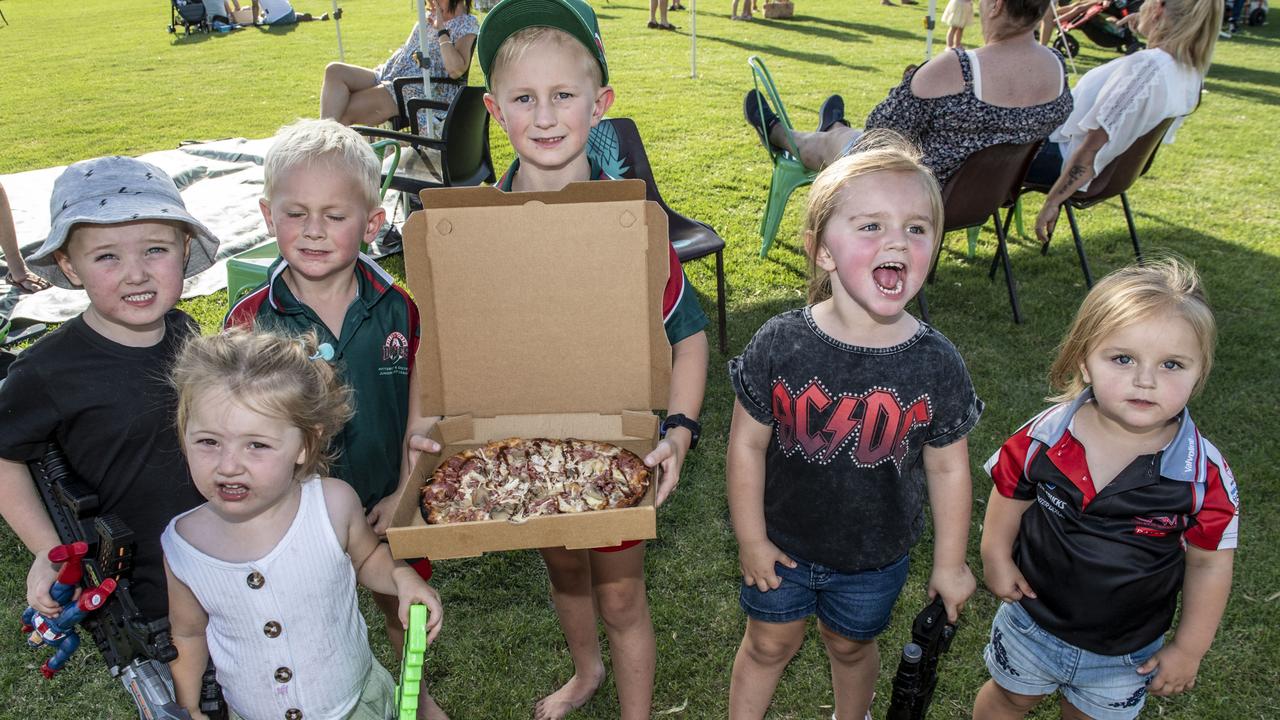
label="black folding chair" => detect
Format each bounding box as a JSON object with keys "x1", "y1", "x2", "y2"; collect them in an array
[{"x1": 593, "y1": 118, "x2": 729, "y2": 354}]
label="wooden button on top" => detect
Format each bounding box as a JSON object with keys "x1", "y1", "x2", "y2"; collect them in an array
[{"x1": 263, "y1": 620, "x2": 282, "y2": 638}]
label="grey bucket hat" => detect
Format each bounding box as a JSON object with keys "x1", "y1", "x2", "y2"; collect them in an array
[{"x1": 27, "y1": 156, "x2": 220, "y2": 290}]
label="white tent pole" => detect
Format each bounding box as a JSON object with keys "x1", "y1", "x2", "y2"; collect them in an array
[
  {"x1": 332, "y1": 0, "x2": 344, "y2": 61},
  {"x1": 924, "y1": 0, "x2": 938, "y2": 61},
  {"x1": 691, "y1": 0, "x2": 698, "y2": 78},
  {"x1": 416, "y1": 0, "x2": 434, "y2": 98}
]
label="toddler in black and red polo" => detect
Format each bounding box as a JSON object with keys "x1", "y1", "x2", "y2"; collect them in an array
[{"x1": 975, "y1": 258, "x2": 1239, "y2": 720}]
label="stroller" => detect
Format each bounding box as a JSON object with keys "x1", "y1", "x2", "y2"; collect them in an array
[
  {"x1": 1225, "y1": 0, "x2": 1268, "y2": 31},
  {"x1": 167, "y1": 0, "x2": 210, "y2": 35},
  {"x1": 1052, "y1": 0, "x2": 1146, "y2": 58}
]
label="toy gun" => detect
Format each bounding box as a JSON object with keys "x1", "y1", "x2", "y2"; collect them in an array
[
  {"x1": 29, "y1": 443, "x2": 225, "y2": 720},
  {"x1": 395, "y1": 604, "x2": 430, "y2": 719},
  {"x1": 886, "y1": 596, "x2": 957, "y2": 720}
]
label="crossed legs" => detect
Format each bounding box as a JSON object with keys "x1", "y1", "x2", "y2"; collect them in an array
[
  {"x1": 320, "y1": 63, "x2": 400, "y2": 126},
  {"x1": 768, "y1": 123, "x2": 863, "y2": 172}
]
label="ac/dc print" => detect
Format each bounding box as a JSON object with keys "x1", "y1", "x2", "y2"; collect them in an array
[{"x1": 771, "y1": 379, "x2": 933, "y2": 471}]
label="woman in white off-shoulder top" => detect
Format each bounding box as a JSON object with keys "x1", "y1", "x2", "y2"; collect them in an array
[{"x1": 1030, "y1": 0, "x2": 1223, "y2": 243}]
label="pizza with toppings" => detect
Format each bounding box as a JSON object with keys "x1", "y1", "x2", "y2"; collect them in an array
[{"x1": 421, "y1": 438, "x2": 652, "y2": 524}]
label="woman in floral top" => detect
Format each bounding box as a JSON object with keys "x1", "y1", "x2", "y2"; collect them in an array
[
  {"x1": 744, "y1": 0, "x2": 1073, "y2": 185},
  {"x1": 320, "y1": 0, "x2": 478, "y2": 129}
]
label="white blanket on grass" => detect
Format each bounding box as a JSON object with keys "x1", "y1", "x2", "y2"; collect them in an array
[{"x1": 1, "y1": 138, "x2": 412, "y2": 323}]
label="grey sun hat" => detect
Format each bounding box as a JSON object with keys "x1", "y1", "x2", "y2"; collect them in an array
[{"x1": 27, "y1": 156, "x2": 221, "y2": 290}]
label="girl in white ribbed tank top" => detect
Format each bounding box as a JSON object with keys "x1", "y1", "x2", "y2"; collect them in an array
[{"x1": 161, "y1": 330, "x2": 444, "y2": 720}]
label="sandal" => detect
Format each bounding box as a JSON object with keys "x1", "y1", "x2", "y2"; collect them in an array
[
  {"x1": 743, "y1": 90, "x2": 781, "y2": 150},
  {"x1": 660, "y1": 21, "x2": 678, "y2": 29},
  {"x1": 818, "y1": 95, "x2": 850, "y2": 133},
  {"x1": 647, "y1": 19, "x2": 661, "y2": 28},
  {"x1": 5, "y1": 271, "x2": 51, "y2": 294}
]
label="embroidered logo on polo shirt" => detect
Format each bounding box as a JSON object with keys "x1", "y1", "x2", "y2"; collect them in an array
[{"x1": 383, "y1": 332, "x2": 409, "y2": 363}]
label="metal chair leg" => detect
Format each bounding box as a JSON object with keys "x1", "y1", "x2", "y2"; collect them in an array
[
  {"x1": 1064, "y1": 205, "x2": 1094, "y2": 288},
  {"x1": 994, "y1": 211, "x2": 1023, "y2": 323},
  {"x1": 714, "y1": 250, "x2": 728, "y2": 354},
  {"x1": 990, "y1": 205, "x2": 1016, "y2": 281},
  {"x1": 1120, "y1": 192, "x2": 1143, "y2": 262}
]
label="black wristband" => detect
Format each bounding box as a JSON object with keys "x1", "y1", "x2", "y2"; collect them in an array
[
  {"x1": 437, "y1": 27, "x2": 450, "y2": 38},
  {"x1": 660, "y1": 414, "x2": 701, "y2": 452}
]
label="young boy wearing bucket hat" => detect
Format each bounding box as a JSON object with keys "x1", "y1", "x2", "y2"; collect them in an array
[
  {"x1": 0, "y1": 156, "x2": 218, "y2": 633},
  {"x1": 475, "y1": 3, "x2": 710, "y2": 718}
]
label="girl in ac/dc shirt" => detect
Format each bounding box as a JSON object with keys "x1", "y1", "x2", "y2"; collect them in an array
[{"x1": 725, "y1": 132, "x2": 982, "y2": 720}]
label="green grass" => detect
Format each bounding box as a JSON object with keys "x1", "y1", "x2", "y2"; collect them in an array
[{"x1": 2, "y1": 0, "x2": 1279, "y2": 717}]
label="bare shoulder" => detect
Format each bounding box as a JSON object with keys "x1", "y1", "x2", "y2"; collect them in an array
[
  {"x1": 910, "y1": 50, "x2": 964, "y2": 99},
  {"x1": 319, "y1": 476, "x2": 361, "y2": 513}
]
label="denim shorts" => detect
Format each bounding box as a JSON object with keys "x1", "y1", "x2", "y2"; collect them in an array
[
  {"x1": 984, "y1": 601, "x2": 1163, "y2": 720},
  {"x1": 738, "y1": 552, "x2": 909, "y2": 640}
]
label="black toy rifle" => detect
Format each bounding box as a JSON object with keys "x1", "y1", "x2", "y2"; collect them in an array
[
  {"x1": 886, "y1": 596, "x2": 957, "y2": 720},
  {"x1": 30, "y1": 443, "x2": 224, "y2": 720}
]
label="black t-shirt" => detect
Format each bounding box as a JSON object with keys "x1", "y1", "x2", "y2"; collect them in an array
[
  {"x1": 0, "y1": 311, "x2": 203, "y2": 620},
  {"x1": 729, "y1": 307, "x2": 982, "y2": 572}
]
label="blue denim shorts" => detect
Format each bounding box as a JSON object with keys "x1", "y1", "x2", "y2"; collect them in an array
[
  {"x1": 984, "y1": 601, "x2": 1163, "y2": 720},
  {"x1": 738, "y1": 552, "x2": 909, "y2": 640}
]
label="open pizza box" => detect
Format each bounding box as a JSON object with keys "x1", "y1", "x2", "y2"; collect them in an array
[{"x1": 386, "y1": 179, "x2": 673, "y2": 561}]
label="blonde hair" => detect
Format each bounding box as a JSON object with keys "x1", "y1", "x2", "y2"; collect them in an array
[
  {"x1": 1048, "y1": 256, "x2": 1216, "y2": 402},
  {"x1": 263, "y1": 119, "x2": 382, "y2": 210},
  {"x1": 490, "y1": 26, "x2": 603, "y2": 92},
  {"x1": 173, "y1": 329, "x2": 355, "y2": 481},
  {"x1": 802, "y1": 130, "x2": 944, "y2": 305},
  {"x1": 1150, "y1": 0, "x2": 1222, "y2": 75}
]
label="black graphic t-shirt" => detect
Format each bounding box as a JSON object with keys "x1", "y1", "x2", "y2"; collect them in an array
[{"x1": 729, "y1": 307, "x2": 983, "y2": 572}]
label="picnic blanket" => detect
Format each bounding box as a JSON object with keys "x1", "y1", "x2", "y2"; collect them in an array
[{"x1": 1, "y1": 138, "x2": 410, "y2": 324}]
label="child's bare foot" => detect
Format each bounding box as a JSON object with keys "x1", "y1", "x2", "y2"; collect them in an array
[
  {"x1": 533, "y1": 668, "x2": 605, "y2": 720},
  {"x1": 417, "y1": 692, "x2": 449, "y2": 720}
]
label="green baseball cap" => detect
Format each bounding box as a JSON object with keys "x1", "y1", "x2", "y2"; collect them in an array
[{"x1": 477, "y1": 0, "x2": 609, "y2": 89}]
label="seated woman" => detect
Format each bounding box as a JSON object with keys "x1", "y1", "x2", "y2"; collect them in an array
[
  {"x1": 1031, "y1": 0, "x2": 1221, "y2": 242},
  {"x1": 744, "y1": 0, "x2": 1072, "y2": 187},
  {"x1": 320, "y1": 0, "x2": 477, "y2": 128}
]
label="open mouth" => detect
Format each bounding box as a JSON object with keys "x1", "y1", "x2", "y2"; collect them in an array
[
  {"x1": 532, "y1": 135, "x2": 565, "y2": 149},
  {"x1": 122, "y1": 291, "x2": 156, "y2": 304},
  {"x1": 872, "y1": 262, "x2": 906, "y2": 296},
  {"x1": 217, "y1": 483, "x2": 249, "y2": 501}
]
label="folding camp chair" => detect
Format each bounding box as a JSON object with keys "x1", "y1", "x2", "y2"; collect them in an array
[
  {"x1": 748, "y1": 55, "x2": 819, "y2": 258},
  {"x1": 224, "y1": 139, "x2": 403, "y2": 303},
  {"x1": 1011, "y1": 116, "x2": 1177, "y2": 288},
  {"x1": 355, "y1": 86, "x2": 495, "y2": 208},
  {"x1": 590, "y1": 118, "x2": 729, "y2": 354},
  {"x1": 919, "y1": 140, "x2": 1044, "y2": 325}
]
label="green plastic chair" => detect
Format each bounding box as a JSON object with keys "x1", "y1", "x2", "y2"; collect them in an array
[
  {"x1": 748, "y1": 56, "x2": 820, "y2": 258},
  {"x1": 395, "y1": 604, "x2": 429, "y2": 719},
  {"x1": 223, "y1": 139, "x2": 401, "y2": 303}
]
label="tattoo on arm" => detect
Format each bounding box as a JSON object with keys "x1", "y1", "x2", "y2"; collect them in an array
[{"x1": 1051, "y1": 164, "x2": 1089, "y2": 202}]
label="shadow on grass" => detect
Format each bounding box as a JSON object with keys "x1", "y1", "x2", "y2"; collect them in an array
[
  {"x1": 1205, "y1": 62, "x2": 1280, "y2": 103},
  {"x1": 785, "y1": 13, "x2": 921, "y2": 42},
  {"x1": 697, "y1": 32, "x2": 876, "y2": 72}
]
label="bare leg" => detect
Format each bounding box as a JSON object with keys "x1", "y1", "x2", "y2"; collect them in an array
[
  {"x1": 373, "y1": 591, "x2": 449, "y2": 720},
  {"x1": 537, "y1": 548, "x2": 607, "y2": 720},
  {"x1": 768, "y1": 123, "x2": 862, "y2": 171},
  {"x1": 818, "y1": 621, "x2": 877, "y2": 720},
  {"x1": 1039, "y1": 6, "x2": 1056, "y2": 45},
  {"x1": 972, "y1": 679, "x2": 1046, "y2": 719},
  {"x1": 590, "y1": 545, "x2": 654, "y2": 720},
  {"x1": 1058, "y1": 696, "x2": 1095, "y2": 720},
  {"x1": 320, "y1": 63, "x2": 399, "y2": 125},
  {"x1": 728, "y1": 618, "x2": 807, "y2": 719}
]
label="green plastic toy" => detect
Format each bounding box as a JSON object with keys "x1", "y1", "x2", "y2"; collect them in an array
[{"x1": 395, "y1": 604, "x2": 429, "y2": 719}]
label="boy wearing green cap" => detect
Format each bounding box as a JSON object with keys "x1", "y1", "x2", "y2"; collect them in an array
[{"x1": 475, "y1": 2, "x2": 710, "y2": 718}]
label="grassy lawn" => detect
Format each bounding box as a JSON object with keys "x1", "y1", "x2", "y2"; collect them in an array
[{"x1": 2, "y1": 0, "x2": 1278, "y2": 718}]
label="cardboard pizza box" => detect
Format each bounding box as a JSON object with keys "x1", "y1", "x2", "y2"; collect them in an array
[{"x1": 386, "y1": 179, "x2": 672, "y2": 561}]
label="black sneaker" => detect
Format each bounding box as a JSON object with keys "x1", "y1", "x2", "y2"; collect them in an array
[
  {"x1": 743, "y1": 90, "x2": 780, "y2": 150},
  {"x1": 818, "y1": 94, "x2": 848, "y2": 132}
]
